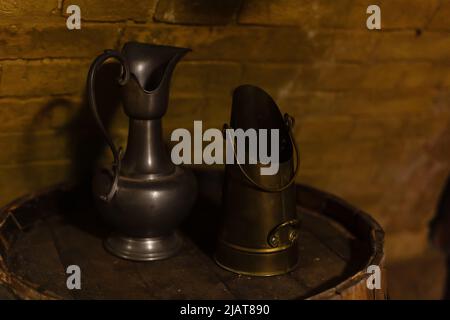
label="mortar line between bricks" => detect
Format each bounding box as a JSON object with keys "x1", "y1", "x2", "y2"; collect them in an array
[
  {"x1": 0, "y1": 159, "x2": 72, "y2": 169},
  {"x1": 424, "y1": 0, "x2": 443, "y2": 31},
  {"x1": 0, "y1": 87, "x2": 443, "y2": 101},
  {"x1": 65, "y1": 18, "x2": 149, "y2": 24},
  {"x1": 59, "y1": 0, "x2": 65, "y2": 15},
  {"x1": 114, "y1": 25, "x2": 126, "y2": 50},
  {"x1": 0, "y1": 93, "x2": 82, "y2": 99},
  {"x1": 0, "y1": 128, "x2": 129, "y2": 137},
  {"x1": 0, "y1": 94, "x2": 80, "y2": 101},
  {"x1": 0, "y1": 57, "x2": 91, "y2": 62},
  {"x1": 233, "y1": 22, "x2": 409, "y2": 31},
  {"x1": 0, "y1": 129, "x2": 66, "y2": 136},
  {"x1": 229, "y1": 0, "x2": 245, "y2": 25},
  {"x1": 0, "y1": 57, "x2": 228, "y2": 63},
  {"x1": 3, "y1": 57, "x2": 450, "y2": 65},
  {"x1": 0, "y1": 21, "x2": 124, "y2": 29},
  {"x1": 114, "y1": 19, "x2": 450, "y2": 32},
  {"x1": 5, "y1": 20, "x2": 450, "y2": 34}
]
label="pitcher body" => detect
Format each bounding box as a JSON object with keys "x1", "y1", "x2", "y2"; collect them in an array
[{"x1": 88, "y1": 42, "x2": 197, "y2": 261}]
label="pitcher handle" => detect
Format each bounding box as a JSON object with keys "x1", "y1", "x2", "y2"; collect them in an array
[{"x1": 87, "y1": 50, "x2": 130, "y2": 202}]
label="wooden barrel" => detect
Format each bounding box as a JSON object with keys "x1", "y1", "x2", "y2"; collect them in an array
[{"x1": 0, "y1": 169, "x2": 386, "y2": 300}]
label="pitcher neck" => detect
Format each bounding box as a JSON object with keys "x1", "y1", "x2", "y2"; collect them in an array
[{"x1": 121, "y1": 119, "x2": 174, "y2": 177}]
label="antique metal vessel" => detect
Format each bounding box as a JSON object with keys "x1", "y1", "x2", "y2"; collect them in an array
[
  {"x1": 87, "y1": 42, "x2": 197, "y2": 261},
  {"x1": 215, "y1": 85, "x2": 300, "y2": 276}
]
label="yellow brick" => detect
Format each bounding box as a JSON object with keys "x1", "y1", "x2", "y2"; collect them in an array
[
  {"x1": 349, "y1": 0, "x2": 440, "y2": 29},
  {"x1": 155, "y1": 0, "x2": 240, "y2": 25},
  {"x1": 372, "y1": 31, "x2": 450, "y2": 61},
  {"x1": 0, "y1": 59, "x2": 89, "y2": 96},
  {"x1": 239, "y1": 63, "x2": 362, "y2": 95},
  {"x1": 326, "y1": 30, "x2": 379, "y2": 62},
  {"x1": 385, "y1": 229, "x2": 429, "y2": 261},
  {"x1": 0, "y1": 131, "x2": 71, "y2": 165},
  {"x1": 164, "y1": 97, "x2": 206, "y2": 129},
  {"x1": 360, "y1": 62, "x2": 443, "y2": 89},
  {"x1": 0, "y1": 96, "x2": 81, "y2": 132},
  {"x1": 297, "y1": 169, "x2": 331, "y2": 190},
  {"x1": 295, "y1": 115, "x2": 354, "y2": 143},
  {"x1": 171, "y1": 61, "x2": 241, "y2": 98},
  {"x1": 0, "y1": 23, "x2": 121, "y2": 59},
  {"x1": 239, "y1": 0, "x2": 439, "y2": 29},
  {"x1": 238, "y1": 0, "x2": 354, "y2": 28},
  {"x1": 0, "y1": 161, "x2": 72, "y2": 206},
  {"x1": 299, "y1": 63, "x2": 363, "y2": 91},
  {"x1": 122, "y1": 25, "x2": 331, "y2": 63},
  {"x1": 325, "y1": 163, "x2": 379, "y2": 196},
  {"x1": 239, "y1": 63, "x2": 306, "y2": 99},
  {"x1": 166, "y1": 96, "x2": 230, "y2": 131},
  {"x1": 0, "y1": 0, "x2": 61, "y2": 23},
  {"x1": 429, "y1": 1, "x2": 450, "y2": 30},
  {"x1": 239, "y1": 0, "x2": 319, "y2": 27},
  {"x1": 324, "y1": 30, "x2": 450, "y2": 63},
  {"x1": 62, "y1": 0, "x2": 157, "y2": 22},
  {"x1": 332, "y1": 90, "x2": 437, "y2": 116},
  {"x1": 280, "y1": 89, "x2": 438, "y2": 119},
  {"x1": 0, "y1": 128, "x2": 127, "y2": 166},
  {"x1": 278, "y1": 92, "x2": 337, "y2": 118},
  {"x1": 197, "y1": 97, "x2": 230, "y2": 128},
  {"x1": 437, "y1": 67, "x2": 450, "y2": 88}
]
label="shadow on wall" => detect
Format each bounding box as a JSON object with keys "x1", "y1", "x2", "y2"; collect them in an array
[
  {"x1": 21, "y1": 63, "x2": 124, "y2": 187},
  {"x1": 430, "y1": 174, "x2": 450, "y2": 299},
  {"x1": 154, "y1": 0, "x2": 241, "y2": 24}
]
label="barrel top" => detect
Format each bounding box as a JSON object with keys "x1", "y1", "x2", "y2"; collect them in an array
[{"x1": 0, "y1": 169, "x2": 385, "y2": 300}]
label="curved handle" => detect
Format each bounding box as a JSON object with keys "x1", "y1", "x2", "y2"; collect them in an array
[
  {"x1": 224, "y1": 113, "x2": 300, "y2": 193},
  {"x1": 87, "y1": 50, "x2": 130, "y2": 202}
]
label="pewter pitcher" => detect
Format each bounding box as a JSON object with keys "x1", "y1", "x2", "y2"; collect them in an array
[{"x1": 87, "y1": 42, "x2": 197, "y2": 261}]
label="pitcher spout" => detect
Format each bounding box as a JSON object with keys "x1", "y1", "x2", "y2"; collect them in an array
[{"x1": 121, "y1": 42, "x2": 191, "y2": 119}]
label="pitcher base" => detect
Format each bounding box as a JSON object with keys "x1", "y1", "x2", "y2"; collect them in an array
[{"x1": 104, "y1": 233, "x2": 182, "y2": 261}]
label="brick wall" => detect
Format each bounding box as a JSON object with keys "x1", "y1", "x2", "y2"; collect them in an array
[{"x1": 1, "y1": 0, "x2": 450, "y2": 264}]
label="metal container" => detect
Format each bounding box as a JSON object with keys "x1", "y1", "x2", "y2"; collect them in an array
[
  {"x1": 87, "y1": 42, "x2": 197, "y2": 261},
  {"x1": 215, "y1": 85, "x2": 300, "y2": 276}
]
